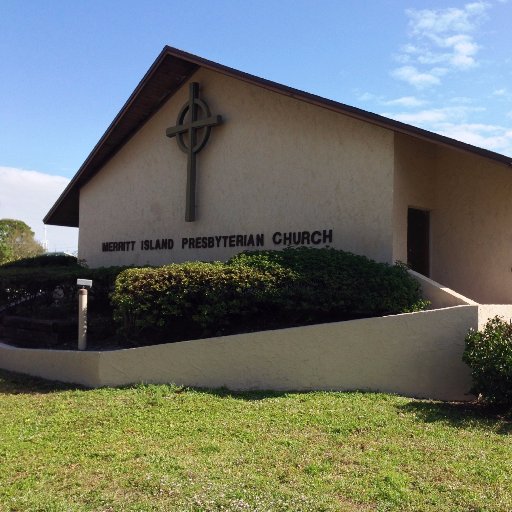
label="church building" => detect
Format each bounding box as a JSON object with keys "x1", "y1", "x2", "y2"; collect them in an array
[{"x1": 45, "y1": 47, "x2": 512, "y2": 304}]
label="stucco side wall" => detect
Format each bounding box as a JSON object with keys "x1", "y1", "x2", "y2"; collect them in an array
[
  {"x1": 477, "y1": 304, "x2": 512, "y2": 329},
  {"x1": 95, "y1": 308, "x2": 476, "y2": 400},
  {"x1": 432, "y1": 149, "x2": 512, "y2": 303},
  {"x1": 408, "y1": 270, "x2": 478, "y2": 308},
  {"x1": 393, "y1": 133, "x2": 437, "y2": 265},
  {"x1": 393, "y1": 134, "x2": 512, "y2": 304},
  {"x1": 0, "y1": 343, "x2": 101, "y2": 386},
  {"x1": 78, "y1": 68, "x2": 395, "y2": 267},
  {"x1": 1, "y1": 305, "x2": 494, "y2": 401}
]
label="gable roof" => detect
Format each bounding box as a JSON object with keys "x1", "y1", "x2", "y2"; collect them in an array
[{"x1": 44, "y1": 45, "x2": 512, "y2": 227}]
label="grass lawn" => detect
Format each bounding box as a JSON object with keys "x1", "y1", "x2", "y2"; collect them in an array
[{"x1": 0, "y1": 370, "x2": 511, "y2": 511}]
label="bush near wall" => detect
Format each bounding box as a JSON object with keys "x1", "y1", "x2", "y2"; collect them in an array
[
  {"x1": 0, "y1": 254, "x2": 78, "y2": 269},
  {"x1": 112, "y1": 247, "x2": 424, "y2": 342},
  {"x1": 463, "y1": 316, "x2": 512, "y2": 405},
  {"x1": 0, "y1": 257, "x2": 124, "y2": 320},
  {"x1": 112, "y1": 261, "x2": 294, "y2": 341},
  {"x1": 229, "y1": 248, "x2": 424, "y2": 320}
]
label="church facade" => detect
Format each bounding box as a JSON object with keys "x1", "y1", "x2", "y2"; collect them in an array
[{"x1": 45, "y1": 47, "x2": 512, "y2": 304}]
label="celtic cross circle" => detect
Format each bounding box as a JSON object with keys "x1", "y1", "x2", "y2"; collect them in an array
[{"x1": 166, "y1": 82, "x2": 223, "y2": 222}]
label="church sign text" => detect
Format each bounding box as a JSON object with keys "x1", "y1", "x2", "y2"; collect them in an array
[{"x1": 101, "y1": 229, "x2": 333, "y2": 253}]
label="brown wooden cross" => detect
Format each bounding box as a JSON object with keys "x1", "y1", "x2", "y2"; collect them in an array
[{"x1": 166, "y1": 82, "x2": 222, "y2": 222}]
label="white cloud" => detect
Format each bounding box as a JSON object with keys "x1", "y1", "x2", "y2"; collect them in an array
[
  {"x1": 392, "y1": 2, "x2": 490, "y2": 87},
  {"x1": 437, "y1": 123, "x2": 512, "y2": 154},
  {"x1": 448, "y1": 96, "x2": 474, "y2": 104},
  {"x1": 392, "y1": 66, "x2": 441, "y2": 88},
  {"x1": 385, "y1": 96, "x2": 426, "y2": 107},
  {"x1": 406, "y1": 2, "x2": 489, "y2": 36},
  {"x1": 381, "y1": 106, "x2": 512, "y2": 157},
  {"x1": 357, "y1": 91, "x2": 377, "y2": 102},
  {"x1": 0, "y1": 167, "x2": 78, "y2": 253},
  {"x1": 491, "y1": 88, "x2": 512, "y2": 101},
  {"x1": 384, "y1": 2, "x2": 511, "y2": 157},
  {"x1": 441, "y1": 34, "x2": 479, "y2": 69},
  {"x1": 384, "y1": 109, "x2": 447, "y2": 124},
  {"x1": 383, "y1": 104, "x2": 483, "y2": 123}
]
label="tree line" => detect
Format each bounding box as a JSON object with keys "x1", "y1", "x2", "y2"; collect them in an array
[{"x1": 0, "y1": 219, "x2": 45, "y2": 265}]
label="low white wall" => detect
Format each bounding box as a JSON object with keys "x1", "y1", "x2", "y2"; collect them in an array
[
  {"x1": 408, "y1": 269, "x2": 478, "y2": 308},
  {"x1": 0, "y1": 343, "x2": 100, "y2": 384},
  {"x1": 3, "y1": 304, "x2": 511, "y2": 400},
  {"x1": 475, "y1": 305, "x2": 512, "y2": 329}
]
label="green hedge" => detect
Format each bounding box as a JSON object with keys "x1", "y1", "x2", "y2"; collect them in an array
[
  {"x1": 0, "y1": 262, "x2": 125, "y2": 318},
  {"x1": 229, "y1": 247, "x2": 425, "y2": 319},
  {"x1": 112, "y1": 261, "x2": 293, "y2": 340},
  {"x1": 0, "y1": 254, "x2": 78, "y2": 268},
  {"x1": 463, "y1": 316, "x2": 512, "y2": 404},
  {"x1": 2, "y1": 248, "x2": 426, "y2": 345},
  {"x1": 112, "y1": 247, "x2": 425, "y2": 341}
]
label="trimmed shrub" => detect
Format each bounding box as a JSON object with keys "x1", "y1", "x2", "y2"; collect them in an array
[
  {"x1": 112, "y1": 261, "x2": 294, "y2": 340},
  {"x1": 112, "y1": 247, "x2": 424, "y2": 341},
  {"x1": 228, "y1": 247, "x2": 424, "y2": 321},
  {"x1": 463, "y1": 316, "x2": 512, "y2": 404},
  {"x1": 0, "y1": 261, "x2": 125, "y2": 319},
  {"x1": 0, "y1": 254, "x2": 78, "y2": 268}
]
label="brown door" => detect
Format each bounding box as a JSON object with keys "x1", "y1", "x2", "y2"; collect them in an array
[{"x1": 407, "y1": 208, "x2": 430, "y2": 277}]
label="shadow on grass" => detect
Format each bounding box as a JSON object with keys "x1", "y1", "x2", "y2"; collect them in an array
[
  {"x1": 0, "y1": 369, "x2": 289, "y2": 400},
  {"x1": 397, "y1": 401, "x2": 512, "y2": 435},
  {"x1": 0, "y1": 368, "x2": 86, "y2": 395}
]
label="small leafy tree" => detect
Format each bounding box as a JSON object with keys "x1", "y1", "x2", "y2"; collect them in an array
[
  {"x1": 463, "y1": 316, "x2": 512, "y2": 404},
  {"x1": 0, "y1": 219, "x2": 45, "y2": 265}
]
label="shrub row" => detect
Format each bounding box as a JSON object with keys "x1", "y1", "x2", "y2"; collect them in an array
[
  {"x1": 228, "y1": 248, "x2": 425, "y2": 319},
  {"x1": 112, "y1": 261, "x2": 294, "y2": 340},
  {"x1": 0, "y1": 262, "x2": 124, "y2": 318},
  {"x1": 0, "y1": 254, "x2": 79, "y2": 268},
  {"x1": 112, "y1": 247, "x2": 425, "y2": 341}
]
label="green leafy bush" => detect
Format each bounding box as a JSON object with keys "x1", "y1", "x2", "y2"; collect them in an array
[
  {"x1": 112, "y1": 248, "x2": 424, "y2": 341},
  {"x1": 463, "y1": 316, "x2": 512, "y2": 404},
  {"x1": 112, "y1": 261, "x2": 293, "y2": 340},
  {"x1": 229, "y1": 247, "x2": 423, "y2": 321},
  {"x1": 0, "y1": 260, "x2": 125, "y2": 319},
  {"x1": 0, "y1": 254, "x2": 78, "y2": 268}
]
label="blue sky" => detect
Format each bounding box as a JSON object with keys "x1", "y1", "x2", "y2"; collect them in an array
[{"x1": 0, "y1": 0, "x2": 511, "y2": 251}]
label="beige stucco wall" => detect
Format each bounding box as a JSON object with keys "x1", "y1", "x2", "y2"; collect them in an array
[
  {"x1": 408, "y1": 269, "x2": 477, "y2": 308},
  {"x1": 431, "y1": 148, "x2": 512, "y2": 304},
  {"x1": 392, "y1": 133, "x2": 437, "y2": 266},
  {"x1": 78, "y1": 68, "x2": 395, "y2": 267},
  {"x1": 0, "y1": 342, "x2": 100, "y2": 383},
  {"x1": 394, "y1": 134, "x2": 512, "y2": 304},
  {"x1": 4, "y1": 305, "x2": 511, "y2": 400},
  {"x1": 76, "y1": 66, "x2": 512, "y2": 303}
]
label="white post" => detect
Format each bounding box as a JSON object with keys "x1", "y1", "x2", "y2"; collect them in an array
[{"x1": 78, "y1": 288, "x2": 88, "y2": 350}]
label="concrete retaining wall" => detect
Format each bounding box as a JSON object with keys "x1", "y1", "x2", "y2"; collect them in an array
[
  {"x1": 2, "y1": 304, "x2": 512, "y2": 400},
  {"x1": 408, "y1": 270, "x2": 478, "y2": 308}
]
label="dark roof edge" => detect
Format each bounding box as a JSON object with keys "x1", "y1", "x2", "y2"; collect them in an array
[
  {"x1": 173, "y1": 45, "x2": 512, "y2": 166},
  {"x1": 43, "y1": 47, "x2": 173, "y2": 225},
  {"x1": 44, "y1": 45, "x2": 512, "y2": 226}
]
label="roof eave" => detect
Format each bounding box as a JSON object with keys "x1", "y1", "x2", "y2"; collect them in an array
[
  {"x1": 44, "y1": 46, "x2": 200, "y2": 227},
  {"x1": 44, "y1": 45, "x2": 512, "y2": 228}
]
